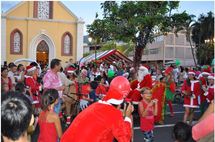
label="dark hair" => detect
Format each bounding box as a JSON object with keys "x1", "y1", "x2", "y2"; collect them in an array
[
  {"x1": 30, "y1": 62, "x2": 38, "y2": 67},
  {"x1": 15, "y1": 83, "x2": 25, "y2": 93},
  {"x1": 1, "y1": 67, "x2": 8, "y2": 72},
  {"x1": 41, "y1": 89, "x2": 59, "y2": 111},
  {"x1": 60, "y1": 67, "x2": 63, "y2": 72},
  {"x1": 8, "y1": 62, "x2": 17, "y2": 68},
  {"x1": 173, "y1": 122, "x2": 195, "y2": 142},
  {"x1": 50, "y1": 59, "x2": 61, "y2": 69},
  {"x1": 1, "y1": 92, "x2": 32, "y2": 140},
  {"x1": 17, "y1": 64, "x2": 24, "y2": 71}
]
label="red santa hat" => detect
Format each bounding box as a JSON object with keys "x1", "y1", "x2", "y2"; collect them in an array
[
  {"x1": 103, "y1": 88, "x2": 124, "y2": 105},
  {"x1": 188, "y1": 70, "x2": 195, "y2": 75},
  {"x1": 208, "y1": 73, "x2": 215, "y2": 80},
  {"x1": 26, "y1": 65, "x2": 36, "y2": 72},
  {"x1": 67, "y1": 67, "x2": 76, "y2": 74},
  {"x1": 165, "y1": 67, "x2": 173, "y2": 75},
  {"x1": 202, "y1": 65, "x2": 211, "y2": 75}
]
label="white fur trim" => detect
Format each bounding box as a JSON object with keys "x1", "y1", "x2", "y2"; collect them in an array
[
  {"x1": 208, "y1": 76, "x2": 215, "y2": 80},
  {"x1": 124, "y1": 117, "x2": 132, "y2": 124},
  {"x1": 27, "y1": 66, "x2": 36, "y2": 72},
  {"x1": 183, "y1": 104, "x2": 199, "y2": 108},
  {"x1": 98, "y1": 100, "x2": 111, "y2": 105},
  {"x1": 106, "y1": 98, "x2": 123, "y2": 105},
  {"x1": 188, "y1": 72, "x2": 195, "y2": 75},
  {"x1": 202, "y1": 72, "x2": 210, "y2": 76},
  {"x1": 67, "y1": 70, "x2": 75, "y2": 73},
  {"x1": 132, "y1": 101, "x2": 139, "y2": 105}
]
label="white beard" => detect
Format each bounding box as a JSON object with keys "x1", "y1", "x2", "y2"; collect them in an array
[{"x1": 137, "y1": 69, "x2": 149, "y2": 82}]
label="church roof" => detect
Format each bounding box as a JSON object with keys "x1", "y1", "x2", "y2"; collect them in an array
[{"x1": 2, "y1": 1, "x2": 79, "y2": 20}]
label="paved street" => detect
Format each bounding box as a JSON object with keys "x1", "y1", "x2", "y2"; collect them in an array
[
  {"x1": 31, "y1": 102, "x2": 201, "y2": 142},
  {"x1": 133, "y1": 103, "x2": 201, "y2": 142}
]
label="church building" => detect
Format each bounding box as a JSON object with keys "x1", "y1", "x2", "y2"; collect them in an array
[{"x1": 1, "y1": 1, "x2": 84, "y2": 65}]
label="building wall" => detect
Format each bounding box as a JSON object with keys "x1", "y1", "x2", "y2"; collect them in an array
[
  {"x1": 3, "y1": 1, "x2": 81, "y2": 64},
  {"x1": 140, "y1": 32, "x2": 196, "y2": 66}
]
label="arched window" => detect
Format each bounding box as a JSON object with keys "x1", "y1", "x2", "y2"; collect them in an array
[
  {"x1": 61, "y1": 32, "x2": 72, "y2": 56},
  {"x1": 10, "y1": 29, "x2": 23, "y2": 54},
  {"x1": 34, "y1": 1, "x2": 53, "y2": 19},
  {"x1": 62, "y1": 32, "x2": 73, "y2": 56}
]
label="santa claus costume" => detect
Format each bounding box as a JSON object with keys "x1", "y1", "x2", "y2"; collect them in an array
[
  {"x1": 198, "y1": 66, "x2": 211, "y2": 115},
  {"x1": 127, "y1": 66, "x2": 153, "y2": 102},
  {"x1": 25, "y1": 65, "x2": 42, "y2": 107},
  {"x1": 204, "y1": 74, "x2": 214, "y2": 103},
  {"x1": 61, "y1": 76, "x2": 132, "y2": 142},
  {"x1": 182, "y1": 70, "x2": 202, "y2": 124}
]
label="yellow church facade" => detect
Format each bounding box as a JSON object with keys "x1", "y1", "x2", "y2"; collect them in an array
[{"x1": 1, "y1": 1, "x2": 84, "y2": 65}]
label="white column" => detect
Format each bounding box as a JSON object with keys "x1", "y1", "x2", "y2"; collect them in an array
[
  {"x1": 1, "y1": 16, "x2": 7, "y2": 64},
  {"x1": 76, "y1": 18, "x2": 84, "y2": 62}
]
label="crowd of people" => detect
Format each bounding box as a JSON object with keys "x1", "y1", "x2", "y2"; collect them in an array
[{"x1": 1, "y1": 58, "x2": 214, "y2": 142}]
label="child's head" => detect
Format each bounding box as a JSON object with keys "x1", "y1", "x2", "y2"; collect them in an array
[
  {"x1": 41, "y1": 89, "x2": 59, "y2": 111},
  {"x1": 15, "y1": 82, "x2": 26, "y2": 94},
  {"x1": 173, "y1": 122, "x2": 194, "y2": 142},
  {"x1": 140, "y1": 88, "x2": 152, "y2": 101},
  {"x1": 1, "y1": 92, "x2": 33, "y2": 141}
]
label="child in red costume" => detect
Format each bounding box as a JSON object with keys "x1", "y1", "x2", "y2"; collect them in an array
[
  {"x1": 139, "y1": 88, "x2": 158, "y2": 142},
  {"x1": 152, "y1": 77, "x2": 166, "y2": 124}
]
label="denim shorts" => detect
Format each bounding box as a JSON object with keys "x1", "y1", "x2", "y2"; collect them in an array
[{"x1": 143, "y1": 130, "x2": 154, "y2": 142}]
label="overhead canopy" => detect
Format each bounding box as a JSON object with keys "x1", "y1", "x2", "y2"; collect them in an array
[{"x1": 80, "y1": 49, "x2": 133, "y2": 64}]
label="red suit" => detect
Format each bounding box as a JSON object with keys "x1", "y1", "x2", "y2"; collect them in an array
[
  {"x1": 25, "y1": 75, "x2": 41, "y2": 107},
  {"x1": 206, "y1": 85, "x2": 214, "y2": 103},
  {"x1": 127, "y1": 80, "x2": 142, "y2": 103},
  {"x1": 199, "y1": 77, "x2": 207, "y2": 103},
  {"x1": 152, "y1": 82, "x2": 165, "y2": 123},
  {"x1": 61, "y1": 101, "x2": 132, "y2": 142},
  {"x1": 139, "y1": 74, "x2": 153, "y2": 89},
  {"x1": 182, "y1": 80, "x2": 201, "y2": 108},
  {"x1": 130, "y1": 79, "x2": 139, "y2": 90},
  {"x1": 127, "y1": 89, "x2": 142, "y2": 102}
]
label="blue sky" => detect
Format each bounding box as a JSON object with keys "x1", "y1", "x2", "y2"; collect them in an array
[{"x1": 1, "y1": 1, "x2": 214, "y2": 35}]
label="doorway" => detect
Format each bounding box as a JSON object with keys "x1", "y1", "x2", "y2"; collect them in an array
[{"x1": 36, "y1": 40, "x2": 49, "y2": 65}]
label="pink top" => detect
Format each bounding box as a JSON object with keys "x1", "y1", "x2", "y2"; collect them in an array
[
  {"x1": 192, "y1": 113, "x2": 214, "y2": 141},
  {"x1": 43, "y1": 70, "x2": 63, "y2": 97},
  {"x1": 138, "y1": 99, "x2": 154, "y2": 131}
]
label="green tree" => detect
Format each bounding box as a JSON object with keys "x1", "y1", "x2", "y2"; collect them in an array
[
  {"x1": 87, "y1": 1, "x2": 190, "y2": 69},
  {"x1": 191, "y1": 12, "x2": 214, "y2": 65}
]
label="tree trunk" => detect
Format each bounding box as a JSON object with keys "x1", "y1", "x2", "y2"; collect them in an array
[
  {"x1": 188, "y1": 37, "x2": 197, "y2": 67},
  {"x1": 133, "y1": 46, "x2": 144, "y2": 70}
]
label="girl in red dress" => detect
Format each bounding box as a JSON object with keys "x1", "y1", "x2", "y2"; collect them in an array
[
  {"x1": 139, "y1": 88, "x2": 158, "y2": 141},
  {"x1": 38, "y1": 89, "x2": 62, "y2": 142},
  {"x1": 182, "y1": 70, "x2": 202, "y2": 125}
]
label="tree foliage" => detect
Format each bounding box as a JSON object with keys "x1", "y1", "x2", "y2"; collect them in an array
[
  {"x1": 191, "y1": 12, "x2": 214, "y2": 65},
  {"x1": 87, "y1": 1, "x2": 191, "y2": 69}
]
